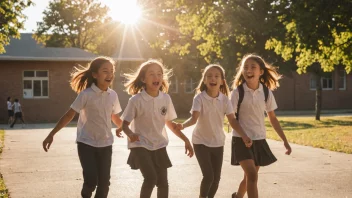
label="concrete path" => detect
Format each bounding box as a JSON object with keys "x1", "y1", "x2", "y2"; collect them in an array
[{"x1": 0, "y1": 124, "x2": 351, "y2": 198}]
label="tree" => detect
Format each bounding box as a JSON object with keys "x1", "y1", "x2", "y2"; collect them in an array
[
  {"x1": 265, "y1": 0, "x2": 352, "y2": 120},
  {"x1": 34, "y1": 0, "x2": 121, "y2": 55},
  {"x1": 0, "y1": 0, "x2": 33, "y2": 53}
]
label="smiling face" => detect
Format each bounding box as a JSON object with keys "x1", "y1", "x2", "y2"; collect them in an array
[
  {"x1": 92, "y1": 62, "x2": 115, "y2": 91},
  {"x1": 142, "y1": 64, "x2": 163, "y2": 94},
  {"x1": 203, "y1": 67, "x2": 224, "y2": 93},
  {"x1": 241, "y1": 58, "x2": 264, "y2": 85}
]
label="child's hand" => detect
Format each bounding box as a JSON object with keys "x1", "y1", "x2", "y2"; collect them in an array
[
  {"x1": 175, "y1": 123, "x2": 183, "y2": 130},
  {"x1": 42, "y1": 134, "x2": 54, "y2": 152},
  {"x1": 284, "y1": 141, "x2": 292, "y2": 155},
  {"x1": 184, "y1": 140, "x2": 194, "y2": 158},
  {"x1": 127, "y1": 133, "x2": 140, "y2": 143},
  {"x1": 242, "y1": 136, "x2": 252, "y2": 148},
  {"x1": 115, "y1": 127, "x2": 123, "y2": 138}
]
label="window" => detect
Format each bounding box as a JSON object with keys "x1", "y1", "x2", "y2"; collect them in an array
[
  {"x1": 310, "y1": 73, "x2": 333, "y2": 90},
  {"x1": 169, "y1": 77, "x2": 178, "y2": 93},
  {"x1": 338, "y1": 69, "x2": 346, "y2": 90},
  {"x1": 23, "y1": 70, "x2": 49, "y2": 98},
  {"x1": 185, "y1": 78, "x2": 196, "y2": 93}
]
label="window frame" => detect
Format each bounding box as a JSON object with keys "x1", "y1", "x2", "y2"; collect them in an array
[
  {"x1": 23, "y1": 70, "x2": 49, "y2": 99},
  {"x1": 310, "y1": 73, "x2": 334, "y2": 91},
  {"x1": 338, "y1": 69, "x2": 346, "y2": 90},
  {"x1": 169, "y1": 77, "x2": 178, "y2": 94}
]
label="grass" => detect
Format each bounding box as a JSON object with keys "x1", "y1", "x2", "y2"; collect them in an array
[
  {"x1": 187, "y1": 116, "x2": 352, "y2": 154},
  {"x1": 0, "y1": 129, "x2": 10, "y2": 198},
  {"x1": 265, "y1": 116, "x2": 352, "y2": 154}
]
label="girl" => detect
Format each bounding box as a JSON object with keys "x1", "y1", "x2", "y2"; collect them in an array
[
  {"x1": 121, "y1": 59, "x2": 194, "y2": 198},
  {"x1": 7, "y1": 97, "x2": 14, "y2": 125},
  {"x1": 176, "y1": 64, "x2": 252, "y2": 198},
  {"x1": 230, "y1": 54, "x2": 292, "y2": 198},
  {"x1": 42, "y1": 57, "x2": 123, "y2": 198},
  {"x1": 10, "y1": 98, "x2": 25, "y2": 128}
]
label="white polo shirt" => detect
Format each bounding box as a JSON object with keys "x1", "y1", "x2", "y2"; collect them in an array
[
  {"x1": 230, "y1": 83, "x2": 277, "y2": 140},
  {"x1": 13, "y1": 102, "x2": 21, "y2": 113},
  {"x1": 7, "y1": 101, "x2": 12, "y2": 110},
  {"x1": 121, "y1": 90, "x2": 177, "y2": 150},
  {"x1": 191, "y1": 91, "x2": 234, "y2": 147},
  {"x1": 70, "y1": 83, "x2": 122, "y2": 147}
]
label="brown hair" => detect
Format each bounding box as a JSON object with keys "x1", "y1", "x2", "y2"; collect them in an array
[
  {"x1": 232, "y1": 54, "x2": 281, "y2": 90},
  {"x1": 70, "y1": 56, "x2": 115, "y2": 93},
  {"x1": 124, "y1": 59, "x2": 171, "y2": 95},
  {"x1": 196, "y1": 64, "x2": 230, "y2": 96}
]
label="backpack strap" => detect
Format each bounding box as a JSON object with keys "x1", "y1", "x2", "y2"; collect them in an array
[{"x1": 235, "y1": 83, "x2": 244, "y2": 120}]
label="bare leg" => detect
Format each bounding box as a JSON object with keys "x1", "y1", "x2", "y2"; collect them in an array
[
  {"x1": 236, "y1": 160, "x2": 258, "y2": 198},
  {"x1": 236, "y1": 166, "x2": 260, "y2": 198}
]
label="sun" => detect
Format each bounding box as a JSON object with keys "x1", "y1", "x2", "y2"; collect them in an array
[{"x1": 109, "y1": 0, "x2": 142, "y2": 25}]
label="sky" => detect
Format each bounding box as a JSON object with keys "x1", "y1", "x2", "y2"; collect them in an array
[{"x1": 21, "y1": 0, "x2": 136, "y2": 32}]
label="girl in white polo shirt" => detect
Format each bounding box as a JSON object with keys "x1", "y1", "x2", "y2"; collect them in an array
[
  {"x1": 176, "y1": 64, "x2": 252, "y2": 198},
  {"x1": 230, "y1": 54, "x2": 292, "y2": 198},
  {"x1": 121, "y1": 59, "x2": 194, "y2": 198},
  {"x1": 7, "y1": 97, "x2": 14, "y2": 125},
  {"x1": 42, "y1": 57, "x2": 123, "y2": 198}
]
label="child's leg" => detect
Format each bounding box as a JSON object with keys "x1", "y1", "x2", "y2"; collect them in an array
[
  {"x1": 236, "y1": 166, "x2": 260, "y2": 198},
  {"x1": 238, "y1": 160, "x2": 258, "y2": 198},
  {"x1": 95, "y1": 145, "x2": 112, "y2": 198},
  {"x1": 10, "y1": 113, "x2": 18, "y2": 128},
  {"x1": 138, "y1": 150, "x2": 158, "y2": 198},
  {"x1": 156, "y1": 167, "x2": 168, "y2": 198},
  {"x1": 193, "y1": 144, "x2": 214, "y2": 198},
  {"x1": 77, "y1": 142, "x2": 98, "y2": 198},
  {"x1": 207, "y1": 146, "x2": 224, "y2": 198}
]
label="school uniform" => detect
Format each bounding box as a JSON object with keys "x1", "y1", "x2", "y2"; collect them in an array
[
  {"x1": 10, "y1": 102, "x2": 24, "y2": 128},
  {"x1": 230, "y1": 83, "x2": 277, "y2": 166},
  {"x1": 121, "y1": 90, "x2": 177, "y2": 198},
  {"x1": 191, "y1": 91, "x2": 234, "y2": 198},
  {"x1": 71, "y1": 83, "x2": 121, "y2": 198},
  {"x1": 7, "y1": 101, "x2": 14, "y2": 117}
]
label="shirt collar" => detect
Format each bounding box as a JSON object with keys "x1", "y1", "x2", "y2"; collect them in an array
[
  {"x1": 201, "y1": 91, "x2": 223, "y2": 101},
  {"x1": 243, "y1": 82, "x2": 263, "y2": 92},
  {"x1": 91, "y1": 83, "x2": 112, "y2": 94},
  {"x1": 141, "y1": 89, "x2": 162, "y2": 101}
]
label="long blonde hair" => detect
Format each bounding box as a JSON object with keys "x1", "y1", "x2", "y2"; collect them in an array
[
  {"x1": 196, "y1": 64, "x2": 230, "y2": 96},
  {"x1": 70, "y1": 56, "x2": 115, "y2": 93},
  {"x1": 124, "y1": 59, "x2": 172, "y2": 95},
  {"x1": 232, "y1": 54, "x2": 281, "y2": 90}
]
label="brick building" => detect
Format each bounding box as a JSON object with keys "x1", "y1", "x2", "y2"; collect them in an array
[{"x1": 0, "y1": 34, "x2": 351, "y2": 123}]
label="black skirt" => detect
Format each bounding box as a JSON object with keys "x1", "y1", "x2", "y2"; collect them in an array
[
  {"x1": 127, "y1": 147, "x2": 172, "y2": 170},
  {"x1": 231, "y1": 137, "x2": 277, "y2": 166},
  {"x1": 8, "y1": 110, "x2": 14, "y2": 117}
]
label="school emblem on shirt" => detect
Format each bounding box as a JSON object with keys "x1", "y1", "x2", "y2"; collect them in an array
[{"x1": 160, "y1": 106, "x2": 167, "y2": 116}]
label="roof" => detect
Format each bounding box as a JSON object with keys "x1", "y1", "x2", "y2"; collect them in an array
[{"x1": 0, "y1": 33, "x2": 145, "y2": 61}]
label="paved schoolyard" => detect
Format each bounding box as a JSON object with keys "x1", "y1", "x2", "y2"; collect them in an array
[{"x1": 0, "y1": 124, "x2": 351, "y2": 198}]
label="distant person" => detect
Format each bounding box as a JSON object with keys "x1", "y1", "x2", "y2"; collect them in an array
[
  {"x1": 42, "y1": 57, "x2": 123, "y2": 198},
  {"x1": 230, "y1": 54, "x2": 292, "y2": 198},
  {"x1": 7, "y1": 97, "x2": 14, "y2": 125},
  {"x1": 10, "y1": 98, "x2": 25, "y2": 128}
]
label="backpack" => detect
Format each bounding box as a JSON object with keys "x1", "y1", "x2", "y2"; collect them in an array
[{"x1": 235, "y1": 82, "x2": 269, "y2": 120}]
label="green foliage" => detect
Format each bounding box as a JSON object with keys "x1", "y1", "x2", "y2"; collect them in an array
[
  {"x1": 265, "y1": 0, "x2": 352, "y2": 74},
  {"x1": 0, "y1": 0, "x2": 33, "y2": 53},
  {"x1": 34, "y1": 0, "x2": 121, "y2": 55}
]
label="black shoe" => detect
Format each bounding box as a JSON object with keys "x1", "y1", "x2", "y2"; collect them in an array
[{"x1": 232, "y1": 192, "x2": 237, "y2": 198}]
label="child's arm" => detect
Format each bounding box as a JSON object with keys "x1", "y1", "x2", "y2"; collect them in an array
[
  {"x1": 166, "y1": 120, "x2": 194, "y2": 157},
  {"x1": 226, "y1": 114, "x2": 252, "y2": 147},
  {"x1": 122, "y1": 120, "x2": 139, "y2": 142},
  {"x1": 175, "y1": 111, "x2": 200, "y2": 130},
  {"x1": 267, "y1": 111, "x2": 292, "y2": 155},
  {"x1": 111, "y1": 114, "x2": 123, "y2": 138},
  {"x1": 42, "y1": 108, "x2": 76, "y2": 152}
]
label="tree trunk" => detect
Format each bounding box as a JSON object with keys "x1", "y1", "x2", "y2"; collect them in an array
[{"x1": 315, "y1": 74, "x2": 322, "y2": 120}]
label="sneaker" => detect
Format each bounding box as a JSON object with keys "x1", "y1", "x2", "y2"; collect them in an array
[{"x1": 232, "y1": 192, "x2": 237, "y2": 198}]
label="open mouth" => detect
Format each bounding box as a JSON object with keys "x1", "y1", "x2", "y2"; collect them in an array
[
  {"x1": 152, "y1": 82, "x2": 160, "y2": 86},
  {"x1": 209, "y1": 82, "x2": 217, "y2": 86},
  {"x1": 105, "y1": 79, "x2": 112, "y2": 83},
  {"x1": 246, "y1": 75, "x2": 254, "y2": 79}
]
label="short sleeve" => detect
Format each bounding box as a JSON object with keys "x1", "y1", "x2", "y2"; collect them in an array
[
  {"x1": 225, "y1": 98, "x2": 234, "y2": 115},
  {"x1": 70, "y1": 92, "x2": 87, "y2": 113},
  {"x1": 121, "y1": 98, "x2": 136, "y2": 122},
  {"x1": 112, "y1": 94, "x2": 122, "y2": 114},
  {"x1": 265, "y1": 90, "x2": 278, "y2": 112},
  {"x1": 165, "y1": 95, "x2": 177, "y2": 121},
  {"x1": 230, "y1": 89, "x2": 239, "y2": 113},
  {"x1": 190, "y1": 95, "x2": 201, "y2": 113}
]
